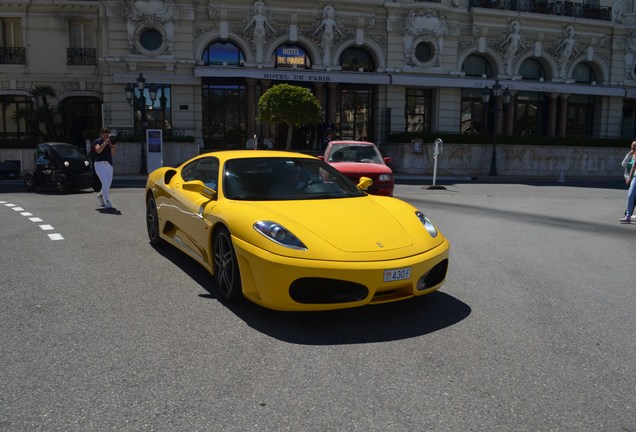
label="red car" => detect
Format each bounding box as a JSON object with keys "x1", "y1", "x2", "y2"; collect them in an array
[{"x1": 322, "y1": 140, "x2": 394, "y2": 196}]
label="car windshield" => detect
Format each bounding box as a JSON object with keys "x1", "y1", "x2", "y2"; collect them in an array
[
  {"x1": 52, "y1": 145, "x2": 85, "y2": 159},
  {"x1": 328, "y1": 144, "x2": 383, "y2": 164},
  {"x1": 223, "y1": 157, "x2": 367, "y2": 200}
]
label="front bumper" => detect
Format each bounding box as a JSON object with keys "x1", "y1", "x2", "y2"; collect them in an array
[{"x1": 231, "y1": 236, "x2": 450, "y2": 311}]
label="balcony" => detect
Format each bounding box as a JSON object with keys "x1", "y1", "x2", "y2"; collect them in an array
[
  {"x1": 67, "y1": 48, "x2": 96, "y2": 66},
  {"x1": 469, "y1": 0, "x2": 612, "y2": 21},
  {"x1": 0, "y1": 47, "x2": 26, "y2": 64}
]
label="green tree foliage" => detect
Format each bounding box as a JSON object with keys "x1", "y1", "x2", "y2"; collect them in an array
[{"x1": 257, "y1": 84, "x2": 322, "y2": 150}]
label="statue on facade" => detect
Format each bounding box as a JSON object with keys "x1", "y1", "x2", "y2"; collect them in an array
[
  {"x1": 124, "y1": 0, "x2": 176, "y2": 54},
  {"x1": 500, "y1": 21, "x2": 524, "y2": 76},
  {"x1": 612, "y1": 0, "x2": 624, "y2": 24},
  {"x1": 244, "y1": 1, "x2": 275, "y2": 64},
  {"x1": 625, "y1": 32, "x2": 636, "y2": 80},
  {"x1": 555, "y1": 25, "x2": 577, "y2": 79},
  {"x1": 314, "y1": 5, "x2": 343, "y2": 67}
]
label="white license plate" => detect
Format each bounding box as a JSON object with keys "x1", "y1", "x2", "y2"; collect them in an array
[{"x1": 383, "y1": 267, "x2": 411, "y2": 282}]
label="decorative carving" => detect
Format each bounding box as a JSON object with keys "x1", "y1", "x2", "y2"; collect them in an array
[
  {"x1": 624, "y1": 32, "x2": 636, "y2": 80},
  {"x1": 124, "y1": 0, "x2": 176, "y2": 54},
  {"x1": 402, "y1": 9, "x2": 447, "y2": 67}
]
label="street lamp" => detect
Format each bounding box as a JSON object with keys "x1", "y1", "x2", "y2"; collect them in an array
[
  {"x1": 125, "y1": 73, "x2": 158, "y2": 174},
  {"x1": 482, "y1": 80, "x2": 511, "y2": 176}
]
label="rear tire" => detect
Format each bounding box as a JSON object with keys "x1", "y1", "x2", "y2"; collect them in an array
[
  {"x1": 24, "y1": 172, "x2": 36, "y2": 192},
  {"x1": 213, "y1": 227, "x2": 243, "y2": 302}
]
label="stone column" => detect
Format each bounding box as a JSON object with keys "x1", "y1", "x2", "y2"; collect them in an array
[
  {"x1": 548, "y1": 93, "x2": 558, "y2": 137},
  {"x1": 246, "y1": 79, "x2": 257, "y2": 140},
  {"x1": 328, "y1": 82, "x2": 337, "y2": 129},
  {"x1": 558, "y1": 94, "x2": 569, "y2": 137}
]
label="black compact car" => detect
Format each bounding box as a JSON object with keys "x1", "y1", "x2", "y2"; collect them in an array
[{"x1": 24, "y1": 142, "x2": 96, "y2": 193}]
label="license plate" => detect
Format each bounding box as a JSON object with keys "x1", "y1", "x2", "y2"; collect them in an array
[{"x1": 383, "y1": 267, "x2": 411, "y2": 282}]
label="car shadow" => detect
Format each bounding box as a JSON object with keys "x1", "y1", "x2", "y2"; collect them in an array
[{"x1": 151, "y1": 243, "x2": 471, "y2": 345}]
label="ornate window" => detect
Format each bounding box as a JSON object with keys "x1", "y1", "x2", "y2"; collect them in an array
[
  {"x1": 0, "y1": 18, "x2": 25, "y2": 64},
  {"x1": 340, "y1": 47, "x2": 375, "y2": 72},
  {"x1": 68, "y1": 21, "x2": 96, "y2": 65},
  {"x1": 572, "y1": 62, "x2": 596, "y2": 84},
  {"x1": 463, "y1": 54, "x2": 492, "y2": 77},
  {"x1": 202, "y1": 41, "x2": 245, "y2": 66},
  {"x1": 519, "y1": 58, "x2": 546, "y2": 81}
]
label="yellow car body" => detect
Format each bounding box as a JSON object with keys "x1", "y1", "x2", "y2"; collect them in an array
[{"x1": 145, "y1": 150, "x2": 449, "y2": 311}]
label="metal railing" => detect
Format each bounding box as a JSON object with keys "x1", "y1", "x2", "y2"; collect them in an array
[
  {"x1": 0, "y1": 47, "x2": 26, "y2": 64},
  {"x1": 67, "y1": 48, "x2": 97, "y2": 66},
  {"x1": 469, "y1": 0, "x2": 611, "y2": 21}
]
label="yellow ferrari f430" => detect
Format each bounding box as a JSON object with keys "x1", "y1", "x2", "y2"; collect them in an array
[{"x1": 145, "y1": 150, "x2": 449, "y2": 311}]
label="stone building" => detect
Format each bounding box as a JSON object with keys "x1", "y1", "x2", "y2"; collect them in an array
[{"x1": 1, "y1": 0, "x2": 635, "y2": 174}]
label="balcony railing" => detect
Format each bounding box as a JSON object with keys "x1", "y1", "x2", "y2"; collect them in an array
[
  {"x1": 0, "y1": 47, "x2": 26, "y2": 64},
  {"x1": 469, "y1": 0, "x2": 612, "y2": 21},
  {"x1": 67, "y1": 48, "x2": 97, "y2": 65}
]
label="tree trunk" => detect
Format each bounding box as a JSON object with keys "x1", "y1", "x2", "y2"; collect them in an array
[{"x1": 286, "y1": 123, "x2": 293, "y2": 151}]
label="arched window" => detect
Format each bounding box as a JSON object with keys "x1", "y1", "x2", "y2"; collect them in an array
[
  {"x1": 573, "y1": 62, "x2": 596, "y2": 84},
  {"x1": 519, "y1": 58, "x2": 546, "y2": 81},
  {"x1": 273, "y1": 44, "x2": 312, "y2": 68},
  {"x1": 0, "y1": 95, "x2": 35, "y2": 147},
  {"x1": 340, "y1": 47, "x2": 375, "y2": 72},
  {"x1": 463, "y1": 54, "x2": 493, "y2": 77},
  {"x1": 202, "y1": 41, "x2": 245, "y2": 66}
]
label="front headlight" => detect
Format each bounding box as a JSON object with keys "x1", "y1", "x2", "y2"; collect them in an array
[
  {"x1": 378, "y1": 174, "x2": 392, "y2": 182},
  {"x1": 64, "y1": 161, "x2": 70, "y2": 167},
  {"x1": 254, "y1": 221, "x2": 307, "y2": 250},
  {"x1": 415, "y1": 211, "x2": 438, "y2": 238},
  {"x1": 84, "y1": 160, "x2": 90, "y2": 167}
]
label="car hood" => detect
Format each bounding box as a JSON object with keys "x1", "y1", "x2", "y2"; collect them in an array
[
  {"x1": 330, "y1": 162, "x2": 392, "y2": 176},
  {"x1": 224, "y1": 196, "x2": 443, "y2": 260}
]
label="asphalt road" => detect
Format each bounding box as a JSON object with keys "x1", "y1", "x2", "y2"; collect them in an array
[{"x1": 0, "y1": 178, "x2": 634, "y2": 431}]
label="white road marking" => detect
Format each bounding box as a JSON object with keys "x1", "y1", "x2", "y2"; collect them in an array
[{"x1": 2, "y1": 200, "x2": 64, "y2": 241}]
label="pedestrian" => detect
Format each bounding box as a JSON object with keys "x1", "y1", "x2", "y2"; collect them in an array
[
  {"x1": 93, "y1": 127, "x2": 116, "y2": 209},
  {"x1": 620, "y1": 140, "x2": 636, "y2": 223}
]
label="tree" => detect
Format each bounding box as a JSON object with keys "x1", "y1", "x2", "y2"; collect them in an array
[{"x1": 257, "y1": 84, "x2": 322, "y2": 151}]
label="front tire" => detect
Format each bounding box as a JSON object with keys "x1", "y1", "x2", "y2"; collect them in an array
[
  {"x1": 54, "y1": 175, "x2": 67, "y2": 194},
  {"x1": 146, "y1": 194, "x2": 164, "y2": 246},
  {"x1": 213, "y1": 227, "x2": 243, "y2": 302}
]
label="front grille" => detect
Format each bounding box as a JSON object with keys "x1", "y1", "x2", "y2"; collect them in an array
[{"x1": 289, "y1": 278, "x2": 368, "y2": 304}]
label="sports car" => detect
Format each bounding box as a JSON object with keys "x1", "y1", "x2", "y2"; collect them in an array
[
  {"x1": 145, "y1": 150, "x2": 449, "y2": 311},
  {"x1": 321, "y1": 140, "x2": 394, "y2": 196}
]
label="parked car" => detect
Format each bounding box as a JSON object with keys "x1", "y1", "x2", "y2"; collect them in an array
[
  {"x1": 145, "y1": 150, "x2": 449, "y2": 311},
  {"x1": 0, "y1": 160, "x2": 20, "y2": 179},
  {"x1": 321, "y1": 140, "x2": 394, "y2": 196},
  {"x1": 24, "y1": 142, "x2": 96, "y2": 193}
]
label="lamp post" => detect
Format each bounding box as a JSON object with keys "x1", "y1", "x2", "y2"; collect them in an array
[
  {"x1": 482, "y1": 80, "x2": 511, "y2": 176},
  {"x1": 125, "y1": 73, "x2": 158, "y2": 174}
]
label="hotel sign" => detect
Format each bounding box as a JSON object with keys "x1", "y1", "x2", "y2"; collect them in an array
[{"x1": 276, "y1": 46, "x2": 306, "y2": 67}]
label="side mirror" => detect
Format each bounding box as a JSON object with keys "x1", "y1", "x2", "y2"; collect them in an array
[
  {"x1": 317, "y1": 155, "x2": 325, "y2": 161},
  {"x1": 183, "y1": 180, "x2": 216, "y2": 199},
  {"x1": 383, "y1": 156, "x2": 392, "y2": 165},
  {"x1": 357, "y1": 176, "x2": 373, "y2": 191}
]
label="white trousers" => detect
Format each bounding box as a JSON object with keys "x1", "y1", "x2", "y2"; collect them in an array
[{"x1": 94, "y1": 161, "x2": 113, "y2": 202}]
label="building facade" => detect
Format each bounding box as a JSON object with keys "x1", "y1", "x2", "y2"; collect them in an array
[{"x1": 1, "y1": 0, "x2": 636, "y2": 170}]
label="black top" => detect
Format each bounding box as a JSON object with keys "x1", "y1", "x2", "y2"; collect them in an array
[{"x1": 93, "y1": 138, "x2": 113, "y2": 164}]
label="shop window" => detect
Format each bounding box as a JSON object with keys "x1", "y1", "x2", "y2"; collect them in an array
[
  {"x1": 460, "y1": 89, "x2": 485, "y2": 134},
  {"x1": 336, "y1": 86, "x2": 374, "y2": 141},
  {"x1": 274, "y1": 44, "x2": 311, "y2": 69},
  {"x1": 202, "y1": 80, "x2": 246, "y2": 149},
  {"x1": 463, "y1": 54, "x2": 492, "y2": 77},
  {"x1": 202, "y1": 41, "x2": 245, "y2": 66},
  {"x1": 513, "y1": 92, "x2": 548, "y2": 136},
  {"x1": 340, "y1": 47, "x2": 374, "y2": 72},
  {"x1": 405, "y1": 89, "x2": 432, "y2": 132},
  {"x1": 131, "y1": 85, "x2": 172, "y2": 136},
  {"x1": 567, "y1": 94, "x2": 595, "y2": 136},
  {"x1": 0, "y1": 95, "x2": 35, "y2": 147}
]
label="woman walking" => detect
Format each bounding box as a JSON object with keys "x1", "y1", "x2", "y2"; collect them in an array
[
  {"x1": 93, "y1": 127, "x2": 115, "y2": 209},
  {"x1": 620, "y1": 140, "x2": 636, "y2": 223}
]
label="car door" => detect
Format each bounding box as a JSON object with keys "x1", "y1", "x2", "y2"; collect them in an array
[
  {"x1": 169, "y1": 157, "x2": 219, "y2": 262},
  {"x1": 34, "y1": 144, "x2": 53, "y2": 181}
]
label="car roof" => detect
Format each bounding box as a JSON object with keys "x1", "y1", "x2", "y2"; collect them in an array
[
  {"x1": 195, "y1": 150, "x2": 318, "y2": 161},
  {"x1": 328, "y1": 141, "x2": 377, "y2": 146},
  {"x1": 40, "y1": 142, "x2": 77, "y2": 148}
]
